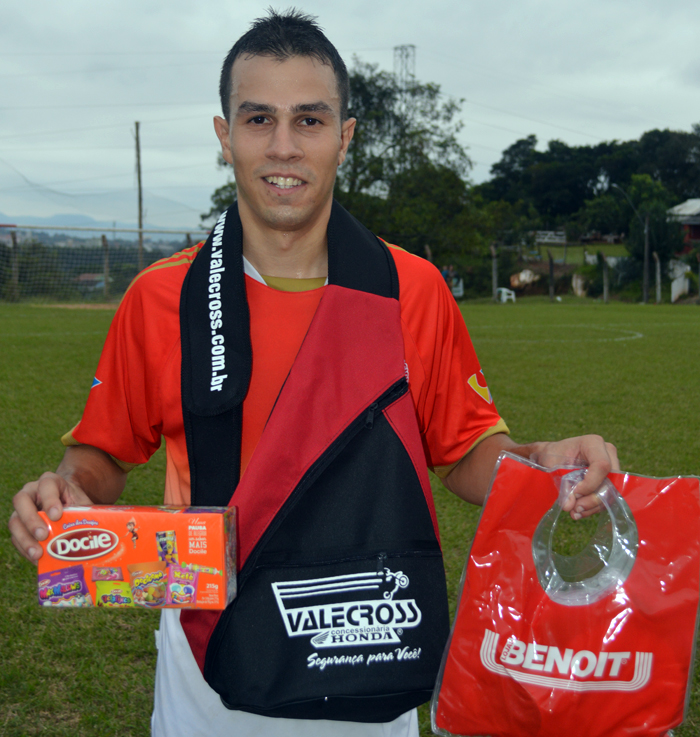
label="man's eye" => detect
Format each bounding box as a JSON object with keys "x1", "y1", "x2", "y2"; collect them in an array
[
  {"x1": 301, "y1": 118, "x2": 320, "y2": 126},
  {"x1": 250, "y1": 116, "x2": 268, "y2": 125}
]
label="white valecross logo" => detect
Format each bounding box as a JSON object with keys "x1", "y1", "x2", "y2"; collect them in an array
[
  {"x1": 480, "y1": 629, "x2": 653, "y2": 692},
  {"x1": 271, "y1": 568, "x2": 421, "y2": 649}
]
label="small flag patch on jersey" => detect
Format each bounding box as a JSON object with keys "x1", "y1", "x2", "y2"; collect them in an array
[{"x1": 91, "y1": 377, "x2": 102, "y2": 389}]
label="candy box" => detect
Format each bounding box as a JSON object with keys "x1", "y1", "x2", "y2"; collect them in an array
[{"x1": 37, "y1": 505, "x2": 236, "y2": 610}]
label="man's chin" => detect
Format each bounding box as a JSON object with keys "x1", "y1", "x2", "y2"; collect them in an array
[{"x1": 258, "y1": 203, "x2": 325, "y2": 232}]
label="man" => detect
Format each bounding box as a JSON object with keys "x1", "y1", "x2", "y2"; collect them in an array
[{"x1": 9, "y1": 10, "x2": 617, "y2": 737}]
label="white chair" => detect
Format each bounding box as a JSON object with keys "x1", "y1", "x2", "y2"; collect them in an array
[{"x1": 496, "y1": 287, "x2": 516, "y2": 303}]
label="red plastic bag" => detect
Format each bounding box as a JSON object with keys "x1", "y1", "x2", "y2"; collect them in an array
[{"x1": 432, "y1": 454, "x2": 700, "y2": 737}]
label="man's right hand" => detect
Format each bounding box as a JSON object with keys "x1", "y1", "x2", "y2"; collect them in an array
[
  {"x1": 9, "y1": 445, "x2": 128, "y2": 564},
  {"x1": 10, "y1": 472, "x2": 93, "y2": 563}
]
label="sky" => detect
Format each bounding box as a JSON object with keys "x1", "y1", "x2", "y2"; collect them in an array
[{"x1": 1, "y1": 0, "x2": 698, "y2": 232}]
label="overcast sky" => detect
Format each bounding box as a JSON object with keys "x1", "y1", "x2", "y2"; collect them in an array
[{"x1": 1, "y1": 0, "x2": 698, "y2": 231}]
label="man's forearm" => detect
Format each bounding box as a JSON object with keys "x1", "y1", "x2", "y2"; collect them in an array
[
  {"x1": 57, "y1": 445, "x2": 127, "y2": 504},
  {"x1": 442, "y1": 433, "x2": 536, "y2": 505}
]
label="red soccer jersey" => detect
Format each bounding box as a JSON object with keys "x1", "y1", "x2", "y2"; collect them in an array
[{"x1": 69, "y1": 244, "x2": 507, "y2": 504}]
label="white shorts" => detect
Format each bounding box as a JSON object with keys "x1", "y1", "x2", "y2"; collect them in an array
[{"x1": 151, "y1": 609, "x2": 419, "y2": 737}]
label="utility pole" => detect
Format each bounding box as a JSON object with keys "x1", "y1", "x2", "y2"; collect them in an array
[
  {"x1": 135, "y1": 121, "x2": 144, "y2": 272},
  {"x1": 600, "y1": 251, "x2": 609, "y2": 304},
  {"x1": 643, "y1": 214, "x2": 650, "y2": 304},
  {"x1": 490, "y1": 243, "x2": 498, "y2": 301},
  {"x1": 652, "y1": 251, "x2": 661, "y2": 304},
  {"x1": 611, "y1": 183, "x2": 650, "y2": 304}
]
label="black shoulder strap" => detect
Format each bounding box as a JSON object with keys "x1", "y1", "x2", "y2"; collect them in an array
[{"x1": 180, "y1": 199, "x2": 398, "y2": 506}]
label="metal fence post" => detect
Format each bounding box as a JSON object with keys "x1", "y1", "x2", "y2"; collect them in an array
[
  {"x1": 9, "y1": 230, "x2": 20, "y2": 302},
  {"x1": 101, "y1": 234, "x2": 110, "y2": 301},
  {"x1": 490, "y1": 243, "x2": 498, "y2": 302}
]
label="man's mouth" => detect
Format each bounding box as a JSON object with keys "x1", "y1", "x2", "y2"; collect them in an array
[{"x1": 264, "y1": 176, "x2": 304, "y2": 189}]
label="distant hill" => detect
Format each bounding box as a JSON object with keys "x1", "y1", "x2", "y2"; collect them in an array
[{"x1": 0, "y1": 211, "x2": 207, "y2": 242}]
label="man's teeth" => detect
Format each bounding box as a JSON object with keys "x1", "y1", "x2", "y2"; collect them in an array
[{"x1": 265, "y1": 176, "x2": 303, "y2": 188}]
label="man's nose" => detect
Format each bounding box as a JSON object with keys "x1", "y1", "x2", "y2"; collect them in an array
[{"x1": 266, "y1": 122, "x2": 303, "y2": 161}]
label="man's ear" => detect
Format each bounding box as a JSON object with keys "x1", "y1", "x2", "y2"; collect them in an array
[
  {"x1": 214, "y1": 116, "x2": 234, "y2": 166},
  {"x1": 337, "y1": 117, "x2": 356, "y2": 166}
]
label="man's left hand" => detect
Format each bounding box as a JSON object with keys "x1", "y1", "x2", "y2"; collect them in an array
[
  {"x1": 527, "y1": 435, "x2": 620, "y2": 519},
  {"x1": 444, "y1": 433, "x2": 619, "y2": 519}
]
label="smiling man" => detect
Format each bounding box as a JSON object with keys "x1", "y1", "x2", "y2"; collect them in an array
[{"x1": 9, "y1": 9, "x2": 617, "y2": 737}]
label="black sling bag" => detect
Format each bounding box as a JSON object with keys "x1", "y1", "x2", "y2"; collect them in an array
[{"x1": 179, "y1": 200, "x2": 450, "y2": 722}]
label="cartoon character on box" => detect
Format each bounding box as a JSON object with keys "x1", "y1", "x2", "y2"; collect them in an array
[{"x1": 124, "y1": 517, "x2": 139, "y2": 549}]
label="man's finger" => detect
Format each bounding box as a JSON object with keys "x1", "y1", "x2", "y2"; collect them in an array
[
  {"x1": 35, "y1": 472, "x2": 69, "y2": 521},
  {"x1": 8, "y1": 510, "x2": 43, "y2": 563},
  {"x1": 12, "y1": 483, "x2": 52, "y2": 544},
  {"x1": 10, "y1": 474, "x2": 71, "y2": 560},
  {"x1": 569, "y1": 490, "x2": 604, "y2": 520},
  {"x1": 606, "y1": 442, "x2": 620, "y2": 472}
]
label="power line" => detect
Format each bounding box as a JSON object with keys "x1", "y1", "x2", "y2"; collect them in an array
[
  {"x1": 0, "y1": 61, "x2": 217, "y2": 80},
  {"x1": 0, "y1": 160, "x2": 217, "y2": 194},
  {"x1": 0, "y1": 101, "x2": 214, "y2": 111},
  {"x1": 0, "y1": 114, "x2": 207, "y2": 141}
]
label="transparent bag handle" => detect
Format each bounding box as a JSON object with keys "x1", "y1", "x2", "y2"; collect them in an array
[{"x1": 532, "y1": 469, "x2": 639, "y2": 606}]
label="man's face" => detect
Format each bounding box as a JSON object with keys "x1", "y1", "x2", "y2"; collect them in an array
[{"x1": 214, "y1": 54, "x2": 355, "y2": 235}]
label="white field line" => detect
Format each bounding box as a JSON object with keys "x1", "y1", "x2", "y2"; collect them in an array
[{"x1": 466, "y1": 324, "x2": 644, "y2": 343}]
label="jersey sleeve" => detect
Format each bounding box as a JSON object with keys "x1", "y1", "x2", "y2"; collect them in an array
[
  {"x1": 70, "y1": 271, "x2": 177, "y2": 466},
  {"x1": 390, "y1": 247, "x2": 509, "y2": 477}
]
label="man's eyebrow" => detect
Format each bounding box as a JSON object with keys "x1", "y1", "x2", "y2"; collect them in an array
[
  {"x1": 236, "y1": 101, "x2": 276, "y2": 116},
  {"x1": 292, "y1": 102, "x2": 335, "y2": 117}
]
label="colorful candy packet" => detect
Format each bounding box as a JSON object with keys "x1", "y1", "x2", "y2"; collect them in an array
[
  {"x1": 92, "y1": 566, "x2": 123, "y2": 581},
  {"x1": 96, "y1": 581, "x2": 134, "y2": 607},
  {"x1": 156, "y1": 530, "x2": 179, "y2": 565},
  {"x1": 38, "y1": 564, "x2": 92, "y2": 607},
  {"x1": 166, "y1": 565, "x2": 199, "y2": 607},
  {"x1": 127, "y1": 561, "x2": 167, "y2": 607}
]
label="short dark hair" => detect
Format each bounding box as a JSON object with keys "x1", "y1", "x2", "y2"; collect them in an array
[{"x1": 219, "y1": 8, "x2": 349, "y2": 123}]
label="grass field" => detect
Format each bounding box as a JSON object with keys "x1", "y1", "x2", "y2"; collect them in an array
[{"x1": 1, "y1": 298, "x2": 699, "y2": 736}]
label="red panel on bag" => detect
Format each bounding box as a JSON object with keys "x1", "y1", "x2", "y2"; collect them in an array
[{"x1": 232, "y1": 285, "x2": 404, "y2": 569}]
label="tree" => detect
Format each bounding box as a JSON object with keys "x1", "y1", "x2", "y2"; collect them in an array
[
  {"x1": 479, "y1": 124, "x2": 700, "y2": 227},
  {"x1": 336, "y1": 59, "x2": 470, "y2": 204},
  {"x1": 479, "y1": 135, "x2": 538, "y2": 204},
  {"x1": 622, "y1": 174, "x2": 684, "y2": 264},
  {"x1": 638, "y1": 127, "x2": 700, "y2": 202}
]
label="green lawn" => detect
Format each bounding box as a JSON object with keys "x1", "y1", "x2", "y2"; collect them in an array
[{"x1": 1, "y1": 299, "x2": 699, "y2": 736}]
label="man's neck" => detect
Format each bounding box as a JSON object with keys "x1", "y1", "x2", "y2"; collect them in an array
[{"x1": 238, "y1": 200, "x2": 330, "y2": 279}]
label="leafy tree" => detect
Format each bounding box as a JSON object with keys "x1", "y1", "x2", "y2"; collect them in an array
[
  {"x1": 477, "y1": 135, "x2": 537, "y2": 204},
  {"x1": 621, "y1": 174, "x2": 684, "y2": 264},
  {"x1": 479, "y1": 124, "x2": 700, "y2": 225},
  {"x1": 579, "y1": 194, "x2": 626, "y2": 235},
  {"x1": 336, "y1": 59, "x2": 470, "y2": 204},
  {"x1": 637, "y1": 127, "x2": 700, "y2": 202}
]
